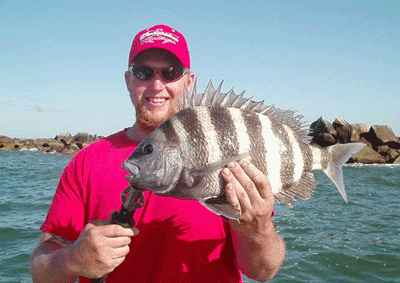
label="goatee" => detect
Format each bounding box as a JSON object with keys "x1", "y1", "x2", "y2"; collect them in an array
[{"x1": 136, "y1": 104, "x2": 178, "y2": 132}]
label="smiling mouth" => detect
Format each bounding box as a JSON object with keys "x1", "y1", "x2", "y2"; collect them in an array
[{"x1": 147, "y1": 97, "x2": 168, "y2": 104}]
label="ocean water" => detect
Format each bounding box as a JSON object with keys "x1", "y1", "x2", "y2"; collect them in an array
[{"x1": 0, "y1": 150, "x2": 399, "y2": 283}]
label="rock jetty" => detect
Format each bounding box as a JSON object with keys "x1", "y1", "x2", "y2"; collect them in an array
[
  {"x1": 310, "y1": 117, "x2": 400, "y2": 164},
  {"x1": 0, "y1": 132, "x2": 103, "y2": 155},
  {"x1": 1, "y1": 118, "x2": 400, "y2": 165}
]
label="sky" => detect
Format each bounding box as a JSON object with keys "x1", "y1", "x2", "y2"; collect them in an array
[{"x1": 1, "y1": 0, "x2": 399, "y2": 139}]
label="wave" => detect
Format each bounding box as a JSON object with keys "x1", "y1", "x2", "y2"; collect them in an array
[
  {"x1": 19, "y1": 147, "x2": 39, "y2": 152},
  {"x1": 345, "y1": 163, "x2": 400, "y2": 168}
]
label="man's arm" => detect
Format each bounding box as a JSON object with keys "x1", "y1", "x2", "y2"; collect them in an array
[
  {"x1": 30, "y1": 220, "x2": 139, "y2": 283},
  {"x1": 222, "y1": 161, "x2": 286, "y2": 282},
  {"x1": 30, "y1": 233, "x2": 79, "y2": 283}
]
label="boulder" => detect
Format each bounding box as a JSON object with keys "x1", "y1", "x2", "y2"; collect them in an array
[
  {"x1": 350, "y1": 123, "x2": 369, "y2": 142},
  {"x1": 0, "y1": 135, "x2": 13, "y2": 144},
  {"x1": 312, "y1": 132, "x2": 336, "y2": 147},
  {"x1": 352, "y1": 145, "x2": 386, "y2": 164},
  {"x1": 74, "y1": 132, "x2": 95, "y2": 143},
  {"x1": 62, "y1": 143, "x2": 81, "y2": 155},
  {"x1": 369, "y1": 125, "x2": 400, "y2": 145},
  {"x1": 337, "y1": 127, "x2": 351, "y2": 144},
  {"x1": 393, "y1": 156, "x2": 400, "y2": 164},
  {"x1": 332, "y1": 117, "x2": 349, "y2": 128},
  {"x1": 55, "y1": 132, "x2": 75, "y2": 146},
  {"x1": 21, "y1": 139, "x2": 38, "y2": 150},
  {"x1": 376, "y1": 145, "x2": 400, "y2": 162},
  {"x1": 47, "y1": 140, "x2": 66, "y2": 153},
  {"x1": 310, "y1": 117, "x2": 337, "y2": 136},
  {"x1": 0, "y1": 135, "x2": 16, "y2": 150}
]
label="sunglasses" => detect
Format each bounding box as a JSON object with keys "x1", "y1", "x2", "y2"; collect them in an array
[{"x1": 129, "y1": 65, "x2": 187, "y2": 82}]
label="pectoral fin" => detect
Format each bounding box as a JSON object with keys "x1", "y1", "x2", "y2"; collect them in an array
[
  {"x1": 200, "y1": 196, "x2": 241, "y2": 220},
  {"x1": 189, "y1": 153, "x2": 250, "y2": 178}
]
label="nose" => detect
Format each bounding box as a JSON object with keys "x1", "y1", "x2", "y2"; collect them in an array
[
  {"x1": 150, "y1": 74, "x2": 165, "y2": 92},
  {"x1": 122, "y1": 161, "x2": 140, "y2": 178}
]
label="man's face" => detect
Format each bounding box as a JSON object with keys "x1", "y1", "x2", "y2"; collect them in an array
[{"x1": 125, "y1": 49, "x2": 195, "y2": 132}]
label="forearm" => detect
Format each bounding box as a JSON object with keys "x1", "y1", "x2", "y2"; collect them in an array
[
  {"x1": 30, "y1": 239, "x2": 78, "y2": 283},
  {"x1": 231, "y1": 222, "x2": 286, "y2": 282}
]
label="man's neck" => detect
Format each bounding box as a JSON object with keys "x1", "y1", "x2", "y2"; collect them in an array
[{"x1": 126, "y1": 123, "x2": 154, "y2": 142}]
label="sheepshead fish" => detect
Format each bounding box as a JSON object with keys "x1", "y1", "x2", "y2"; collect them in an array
[{"x1": 123, "y1": 81, "x2": 365, "y2": 220}]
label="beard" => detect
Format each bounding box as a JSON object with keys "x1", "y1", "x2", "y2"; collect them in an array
[{"x1": 135, "y1": 102, "x2": 178, "y2": 132}]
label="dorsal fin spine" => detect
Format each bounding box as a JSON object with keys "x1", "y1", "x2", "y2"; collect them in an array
[
  {"x1": 231, "y1": 91, "x2": 245, "y2": 108},
  {"x1": 212, "y1": 80, "x2": 224, "y2": 106},
  {"x1": 177, "y1": 79, "x2": 309, "y2": 144}
]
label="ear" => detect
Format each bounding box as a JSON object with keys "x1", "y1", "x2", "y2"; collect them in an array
[
  {"x1": 125, "y1": 71, "x2": 132, "y2": 91},
  {"x1": 185, "y1": 72, "x2": 196, "y2": 93}
]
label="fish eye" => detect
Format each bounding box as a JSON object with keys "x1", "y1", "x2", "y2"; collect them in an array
[{"x1": 143, "y1": 144, "x2": 154, "y2": 154}]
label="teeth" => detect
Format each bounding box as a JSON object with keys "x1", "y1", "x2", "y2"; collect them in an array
[{"x1": 148, "y1": 98, "x2": 167, "y2": 103}]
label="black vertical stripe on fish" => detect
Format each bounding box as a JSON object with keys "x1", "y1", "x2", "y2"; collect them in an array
[
  {"x1": 159, "y1": 119, "x2": 180, "y2": 144},
  {"x1": 208, "y1": 106, "x2": 240, "y2": 159},
  {"x1": 241, "y1": 111, "x2": 266, "y2": 174},
  {"x1": 175, "y1": 108, "x2": 209, "y2": 168}
]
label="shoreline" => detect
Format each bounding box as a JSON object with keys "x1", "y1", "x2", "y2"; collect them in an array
[{"x1": 1, "y1": 117, "x2": 400, "y2": 164}]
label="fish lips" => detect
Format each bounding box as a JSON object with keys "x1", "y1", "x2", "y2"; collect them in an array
[{"x1": 122, "y1": 160, "x2": 171, "y2": 194}]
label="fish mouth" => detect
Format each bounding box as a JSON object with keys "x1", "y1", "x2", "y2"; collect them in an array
[
  {"x1": 122, "y1": 161, "x2": 140, "y2": 177},
  {"x1": 124, "y1": 174, "x2": 172, "y2": 195}
]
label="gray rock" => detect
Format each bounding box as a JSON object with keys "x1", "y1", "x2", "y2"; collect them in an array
[
  {"x1": 352, "y1": 145, "x2": 386, "y2": 164},
  {"x1": 350, "y1": 123, "x2": 368, "y2": 142},
  {"x1": 55, "y1": 132, "x2": 75, "y2": 146},
  {"x1": 310, "y1": 117, "x2": 337, "y2": 136},
  {"x1": 369, "y1": 125, "x2": 400, "y2": 144}
]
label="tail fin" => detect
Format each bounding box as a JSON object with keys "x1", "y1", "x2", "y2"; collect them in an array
[{"x1": 323, "y1": 143, "x2": 366, "y2": 203}]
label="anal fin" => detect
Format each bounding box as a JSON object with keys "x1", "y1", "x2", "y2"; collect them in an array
[{"x1": 275, "y1": 172, "x2": 316, "y2": 207}]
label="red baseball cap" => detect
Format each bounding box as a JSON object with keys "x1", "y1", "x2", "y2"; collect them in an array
[{"x1": 128, "y1": 24, "x2": 190, "y2": 69}]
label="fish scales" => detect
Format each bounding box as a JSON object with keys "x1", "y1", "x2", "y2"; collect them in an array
[
  {"x1": 209, "y1": 106, "x2": 239, "y2": 159},
  {"x1": 274, "y1": 121, "x2": 296, "y2": 191},
  {"x1": 227, "y1": 108, "x2": 252, "y2": 158},
  {"x1": 240, "y1": 110, "x2": 267, "y2": 176},
  {"x1": 208, "y1": 106, "x2": 240, "y2": 193},
  {"x1": 123, "y1": 80, "x2": 366, "y2": 220},
  {"x1": 175, "y1": 108, "x2": 208, "y2": 169},
  {"x1": 259, "y1": 114, "x2": 283, "y2": 194},
  {"x1": 284, "y1": 124, "x2": 304, "y2": 182}
]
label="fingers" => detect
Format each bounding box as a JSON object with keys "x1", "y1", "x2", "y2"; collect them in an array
[
  {"x1": 223, "y1": 179, "x2": 241, "y2": 211},
  {"x1": 68, "y1": 221, "x2": 139, "y2": 278},
  {"x1": 222, "y1": 161, "x2": 273, "y2": 203},
  {"x1": 239, "y1": 161, "x2": 273, "y2": 200},
  {"x1": 221, "y1": 161, "x2": 274, "y2": 219}
]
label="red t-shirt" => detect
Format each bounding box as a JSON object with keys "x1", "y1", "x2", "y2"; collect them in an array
[{"x1": 41, "y1": 130, "x2": 242, "y2": 282}]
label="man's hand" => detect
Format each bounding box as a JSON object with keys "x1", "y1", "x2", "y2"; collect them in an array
[
  {"x1": 222, "y1": 161, "x2": 275, "y2": 233},
  {"x1": 68, "y1": 219, "x2": 139, "y2": 279},
  {"x1": 221, "y1": 161, "x2": 285, "y2": 281}
]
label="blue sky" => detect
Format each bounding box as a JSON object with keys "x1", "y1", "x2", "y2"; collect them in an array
[{"x1": 1, "y1": 0, "x2": 399, "y2": 138}]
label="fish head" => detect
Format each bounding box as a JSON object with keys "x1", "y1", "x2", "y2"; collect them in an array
[{"x1": 122, "y1": 127, "x2": 183, "y2": 194}]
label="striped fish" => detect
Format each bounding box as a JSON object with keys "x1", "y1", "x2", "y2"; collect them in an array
[{"x1": 123, "y1": 81, "x2": 365, "y2": 220}]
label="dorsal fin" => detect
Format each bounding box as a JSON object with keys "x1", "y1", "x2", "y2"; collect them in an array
[{"x1": 179, "y1": 80, "x2": 311, "y2": 144}]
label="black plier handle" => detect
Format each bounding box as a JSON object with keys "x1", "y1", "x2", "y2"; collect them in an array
[{"x1": 91, "y1": 186, "x2": 144, "y2": 283}]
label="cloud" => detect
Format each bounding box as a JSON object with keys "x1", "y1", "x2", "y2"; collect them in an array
[
  {"x1": 34, "y1": 105, "x2": 68, "y2": 113},
  {"x1": 0, "y1": 98, "x2": 14, "y2": 106}
]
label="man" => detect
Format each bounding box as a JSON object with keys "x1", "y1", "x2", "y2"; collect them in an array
[{"x1": 30, "y1": 24, "x2": 285, "y2": 282}]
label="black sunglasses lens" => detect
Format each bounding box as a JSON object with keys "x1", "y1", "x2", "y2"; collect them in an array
[
  {"x1": 162, "y1": 67, "x2": 184, "y2": 81},
  {"x1": 132, "y1": 66, "x2": 153, "y2": 80}
]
